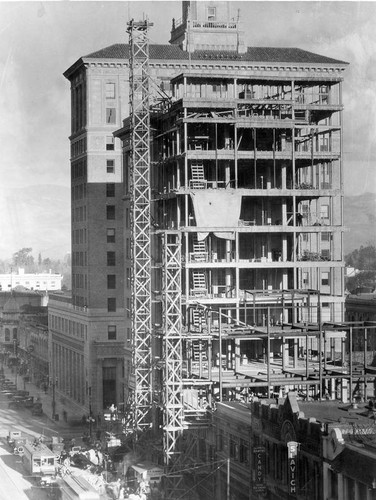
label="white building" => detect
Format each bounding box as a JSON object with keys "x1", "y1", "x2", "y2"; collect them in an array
[{"x1": 0, "y1": 268, "x2": 62, "y2": 292}]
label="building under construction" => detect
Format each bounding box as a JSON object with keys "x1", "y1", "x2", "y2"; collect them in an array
[{"x1": 59, "y1": 1, "x2": 376, "y2": 497}]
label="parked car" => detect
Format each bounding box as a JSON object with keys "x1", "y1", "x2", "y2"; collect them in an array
[
  {"x1": 7, "y1": 391, "x2": 19, "y2": 399},
  {"x1": 23, "y1": 396, "x2": 34, "y2": 408},
  {"x1": 7, "y1": 430, "x2": 22, "y2": 448},
  {"x1": 15, "y1": 390, "x2": 29, "y2": 397},
  {"x1": 9, "y1": 398, "x2": 25, "y2": 409},
  {"x1": 31, "y1": 402, "x2": 43, "y2": 416}
]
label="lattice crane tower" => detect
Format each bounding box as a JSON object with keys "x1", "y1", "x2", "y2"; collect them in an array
[{"x1": 127, "y1": 19, "x2": 154, "y2": 432}]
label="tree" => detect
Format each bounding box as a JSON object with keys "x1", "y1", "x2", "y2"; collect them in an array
[
  {"x1": 12, "y1": 248, "x2": 34, "y2": 270},
  {"x1": 346, "y1": 271, "x2": 376, "y2": 293},
  {"x1": 345, "y1": 245, "x2": 376, "y2": 271}
]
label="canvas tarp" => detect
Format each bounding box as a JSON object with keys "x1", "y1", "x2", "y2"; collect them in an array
[{"x1": 190, "y1": 190, "x2": 242, "y2": 241}]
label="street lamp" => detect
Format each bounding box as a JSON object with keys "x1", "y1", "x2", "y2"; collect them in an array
[
  {"x1": 87, "y1": 387, "x2": 95, "y2": 439},
  {"x1": 87, "y1": 415, "x2": 95, "y2": 439}
]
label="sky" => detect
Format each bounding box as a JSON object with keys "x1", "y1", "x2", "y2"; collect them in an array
[{"x1": 0, "y1": 0, "x2": 375, "y2": 259}]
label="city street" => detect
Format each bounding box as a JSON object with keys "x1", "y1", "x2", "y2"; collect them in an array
[
  {"x1": 0, "y1": 367, "x2": 88, "y2": 500},
  {"x1": 0, "y1": 394, "x2": 51, "y2": 500}
]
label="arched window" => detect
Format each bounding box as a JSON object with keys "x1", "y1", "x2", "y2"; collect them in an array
[
  {"x1": 12, "y1": 328, "x2": 17, "y2": 340},
  {"x1": 5, "y1": 328, "x2": 10, "y2": 342}
]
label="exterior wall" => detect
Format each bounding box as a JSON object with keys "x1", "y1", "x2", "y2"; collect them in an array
[
  {"x1": 17, "y1": 312, "x2": 49, "y2": 389},
  {"x1": 209, "y1": 396, "x2": 376, "y2": 500},
  {"x1": 0, "y1": 272, "x2": 62, "y2": 292}
]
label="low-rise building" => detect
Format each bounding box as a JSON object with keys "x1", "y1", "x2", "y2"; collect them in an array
[
  {"x1": 0, "y1": 268, "x2": 62, "y2": 292},
  {"x1": 207, "y1": 393, "x2": 376, "y2": 500},
  {"x1": 346, "y1": 291, "x2": 376, "y2": 323}
]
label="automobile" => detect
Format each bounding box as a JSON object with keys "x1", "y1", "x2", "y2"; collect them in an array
[
  {"x1": 8, "y1": 399, "x2": 25, "y2": 409},
  {"x1": 15, "y1": 390, "x2": 29, "y2": 397},
  {"x1": 7, "y1": 391, "x2": 19, "y2": 399},
  {"x1": 31, "y1": 402, "x2": 43, "y2": 416},
  {"x1": 70, "y1": 452, "x2": 92, "y2": 469},
  {"x1": 1, "y1": 382, "x2": 16, "y2": 388},
  {"x1": 2, "y1": 391, "x2": 16, "y2": 398},
  {"x1": 23, "y1": 396, "x2": 34, "y2": 408},
  {"x1": 7, "y1": 430, "x2": 22, "y2": 448},
  {"x1": 2, "y1": 384, "x2": 17, "y2": 392},
  {"x1": 39, "y1": 475, "x2": 59, "y2": 487}
]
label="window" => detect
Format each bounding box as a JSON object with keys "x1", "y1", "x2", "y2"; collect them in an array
[
  {"x1": 321, "y1": 272, "x2": 330, "y2": 286},
  {"x1": 107, "y1": 275, "x2": 116, "y2": 289},
  {"x1": 105, "y1": 82, "x2": 116, "y2": 99},
  {"x1": 320, "y1": 204, "x2": 329, "y2": 220},
  {"x1": 229, "y1": 439, "x2": 238, "y2": 460},
  {"x1": 239, "y1": 440, "x2": 249, "y2": 464},
  {"x1": 107, "y1": 159, "x2": 115, "y2": 173},
  {"x1": 106, "y1": 108, "x2": 116, "y2": 124},
  {"x1": 217, "y1": 431, "x2": 223, "y2": 451},
  {"x1": 108, "y1": 325, "x2": 117, "y2": 340},
  {"x1": 108, "y1": 298, "x2": 116, "y2": 312},
  {"x1": 321, "y1": 249, "x2": 330, "y2": 260},
  {"x1": 107, "y1": 228, "x2": 115, "y2": 243},
  {"x1": 321, "y1": 232, "x2": 331, "y2": 241},
  {"x1": 4, "y1": 328, "x2": 10, "y2": 342},
  {"x1": 107, "y1": 205, "x2": 115, "y2": 220},
  {"x1": 107, "y1": 251, "x2": 116, "y2": 266},
  {"x1": 106, "y1": 137, "x2": 114, "y2": 151},
  {"x1": 106, "y1": 183, "x2": 115, "y2": 197},
  {"x1": 208, "y1": 6, "x2": 216, "y2": 21}
]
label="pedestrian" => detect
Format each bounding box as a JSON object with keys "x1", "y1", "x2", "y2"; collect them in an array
[{"x1": 296, "y1": 212, "x2": 303, "y2": 226}]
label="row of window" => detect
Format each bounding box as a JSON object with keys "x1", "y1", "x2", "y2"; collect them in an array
[
  {"x1": 72, "y1": 251, "x2": 87, "y2": 267},
  {"x1": 73, "y1": 228, "x2": 116, "y2": 247},
  {"x1": 302, "y1": 271, "x2": 330, "y2": 286},
  {"x1": 72, "y1": 183, "x2": 87, "y2": 201},
  {"x1": 72, "y1": 159, "x2": 87, "y2": 180},
  {"x1": 71, "y1": 137, "x2": 87, "y2": 159},
  {"x1": 72, "y1": 83, "x2": 86, "y2": 133},
  {"x1": 49, "y1": 314, "x2": 86, "y2": 340},
  {"x1": 72, "y1": 273, "x2": 87, "y2": 290},
  {"x1": 73, "y1": 205, "x2": 87, "y2": 222},
  {"x1": 72, "y1": 228, "x2": 87, "y2": 245},
  {"x1": 3, "y1": 328, "x2": 17, "y2": 342}
]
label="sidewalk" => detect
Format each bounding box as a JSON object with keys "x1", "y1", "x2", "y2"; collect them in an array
[{"x1": 2, "y1": 364, "x2": 88, "y2": 442}]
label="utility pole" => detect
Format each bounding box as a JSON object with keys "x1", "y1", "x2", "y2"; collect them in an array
[{"x1": 227, "y1": 457, "x2": 230, "y2": 500}]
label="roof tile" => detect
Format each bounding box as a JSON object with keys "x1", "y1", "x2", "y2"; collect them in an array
[{"x1": 84, "y1": 43, "x2": 347, "y2": 65}]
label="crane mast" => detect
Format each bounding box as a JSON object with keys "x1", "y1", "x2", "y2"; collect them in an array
[{"x1": 127, "y1": 19, "x2": 154, "y2": 433}]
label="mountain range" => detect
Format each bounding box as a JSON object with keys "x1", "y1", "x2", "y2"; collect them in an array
[
  {"x1": 343, "y1": 192, "x2": 376, "y2": 254},
  {"x1": 0, "y1": 185, "x2": 374, "y2": 261}
]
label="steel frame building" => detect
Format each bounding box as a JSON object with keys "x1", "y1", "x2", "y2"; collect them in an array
[
  {"x1": 116, "y1": 9, "x2": 352, "y2": 494},
  {"x1": 62, "y1": 4, "x2": 357, "y2": 495}
]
